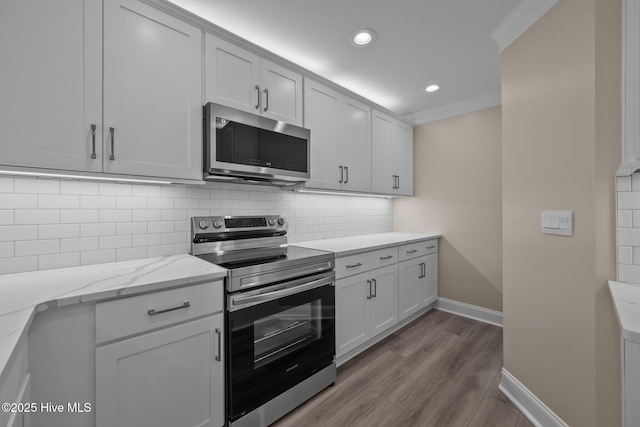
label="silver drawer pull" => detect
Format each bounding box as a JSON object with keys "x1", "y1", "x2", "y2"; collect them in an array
[
  {"x1": 426, "y1": 245, "x2": 436, "y2": 249},
  {"x1": 379, "y1": 255, "x2": 393, "y2": 260},
  {"x1": 406, "y1": 249, "x2": 417, "y2": 254},
  {"x1": 346, "y1": 262, "x2": 363, "y2": 268},
  {"x1": 147, "y1": 301, "x2": 190, "y2": 316},
  {"x1": 215, "y1": 328, "x2": 221, "y2": 362}
]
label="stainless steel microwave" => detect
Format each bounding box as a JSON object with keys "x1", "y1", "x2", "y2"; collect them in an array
[{"x1": 203, "y1": 103, "x2": 310, "y2": 184}]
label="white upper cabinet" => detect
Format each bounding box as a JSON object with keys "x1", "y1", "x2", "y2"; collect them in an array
[
  {"x1": 0, "y1": 0, "x2": 102, "y2": 172},
  {"x1": 372, "y1": 109, "x2": 414, "y2": 196},
  {"x1": 622, "y1": 0, "x2": 640, "y2": 174},
  {"x1": 205, "y1": 35, "x2": 303, "y2": 126},
  {"x1": 103, "y1": 0, "x2": 202, "y2": 180},
  {"x1": 304, "y1": 78, "x2": 372, "y2": 192}
]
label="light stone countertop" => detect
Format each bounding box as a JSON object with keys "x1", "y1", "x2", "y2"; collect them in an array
[
  {"x1": 609, "y1": 280, "x2": 640, "y2": 343},
  {"x1": 0, "y1": 254, "x2": 227, "y2": 384},
  {"x1": 292, "y1": 232, "x2": 441, "y2": 257}
]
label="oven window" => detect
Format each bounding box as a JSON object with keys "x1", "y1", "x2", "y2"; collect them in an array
[{"x1": 253, "y1": 300, "x2": 322, "y2": 368}]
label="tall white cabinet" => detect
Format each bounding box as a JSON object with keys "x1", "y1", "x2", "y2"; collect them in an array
[
  {"x1": 0, "y1": 0, "x2": 102, "y2": 173},
  {"x1": 205, "y1": 35, "x2": 303, "y2": 126},
  {"x1": 372, "y1": 109, "x2": 414, "y2": 196},
  {"x1": 304, "y1": 78, "x2": 372, "y2": 192},
  {"x1": 0, "y1": 0, "x2": 202, "y2": 181}
]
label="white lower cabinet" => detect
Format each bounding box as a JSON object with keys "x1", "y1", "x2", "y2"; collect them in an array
[
  {"x1": 399, "y1": 253, "x2": 438, "y2": 322},
  {"x1": 336, "y1": 264, "x2": 398, "y2": 358},
  {"x1": 624, "y1": 340, "x2": 640, "y2": 426},
  {"x1": 96, "y1": 314, "x2": 224, "y2": 427}
]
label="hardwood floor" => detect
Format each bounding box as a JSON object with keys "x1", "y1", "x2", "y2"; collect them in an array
[{"x1": 272, "y1": 310, "x2": 533, "y2": 427}]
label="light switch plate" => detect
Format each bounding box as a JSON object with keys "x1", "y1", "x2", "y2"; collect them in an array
[{"x1": 541, "y1": 210, "x2": 573, "y2": 236}]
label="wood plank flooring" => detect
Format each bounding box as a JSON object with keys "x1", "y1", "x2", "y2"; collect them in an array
[{"x1": 273, "y1": 310, "x2": 533, "y2": 427}]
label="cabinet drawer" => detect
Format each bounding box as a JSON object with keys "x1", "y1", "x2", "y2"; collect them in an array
[
  {"x1": 95, "y1": 281, "x2": 223, "y2": 344},
  {"x1": 398, "y1": 239, "x2": 438, "y2": 262},
  {"x1": 335, "y1": 247, "x2": 397, "y2": 279}
]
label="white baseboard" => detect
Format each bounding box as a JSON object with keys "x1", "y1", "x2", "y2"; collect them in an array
[
  {"x1": 499, "y1": 368, "x2": 568, "y2": 427},
  {"x1": 434, "y1": 297, "x2": 503, "y2": 327}
]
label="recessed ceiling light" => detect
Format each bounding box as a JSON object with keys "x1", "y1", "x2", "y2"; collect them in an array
[
  {"x1": 425, "y1": 84, "x2": 440, "y2": 93},
  {"x1": 350, "y1": 29, "x2": 376, "y2": 47}
]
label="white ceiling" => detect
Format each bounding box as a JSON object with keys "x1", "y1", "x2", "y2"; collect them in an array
[{"x1": 169, "y1": 0, "x2": 520, "y2": 118}]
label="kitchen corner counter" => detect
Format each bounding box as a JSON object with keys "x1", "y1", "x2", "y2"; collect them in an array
[
  {"x1": 609, "y1": 280, "x2": 640, "y2": 343},
  {"x1": 291, "y1": 232, "x2": 441, "y2": 257},
  {"x1": 0, "y1": 254, "x2": 226, "y2": 384}
]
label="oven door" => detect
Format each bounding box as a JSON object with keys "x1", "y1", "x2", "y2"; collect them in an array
[{"x1": 227, "y1": 271, "x2": 335, "y2": 422}]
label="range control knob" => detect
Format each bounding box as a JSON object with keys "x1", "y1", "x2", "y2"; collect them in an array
[
  {"x1": 213, "y1": 219, "x2": 223, "y2": 229},
  {"x1": 268, "y1": 218, "x2": 276, "y2": 226},
  {"x1": 277, "y1": 218, "x2": 285, "y2": 226},
  {"x1": 198, "y1": 220, "x2": 208, "y2": 230}
]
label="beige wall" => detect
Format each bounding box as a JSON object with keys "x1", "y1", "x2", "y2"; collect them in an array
[
  {"x1": 394, "y1": 106, "x2": 503, "y2": 311},
  {"x1": 501, "y1": 0, "x2": 620, "y2": 426}
]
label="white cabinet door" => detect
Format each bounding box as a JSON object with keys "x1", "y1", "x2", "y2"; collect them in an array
[
  {"x1": 96, "y1": 314, "x2": 224, "y2": 427},
  {"x1": 103, "y1": 0, "x2": 202, "y2": 180},
  {"x1": 336, "y1": 273, "x2": 369, "y2": 358},
  {"x1": 304, "y1": 79, "x2": 342, "y2": 190},
  {"x1": 341, "y1": 96, "x2": 371, "y2": 192},
  {"x1": 368, "y1": 265, "x2": 398, "y2": 336},
  {"x1": 205, "y1": 35, "x2": 261, "y2": 113},
  {"x1": 398, "y1": 258, "x2": 421, "y2": 321},
  {"x1": 371, "y1": 110, "x2": 396, "y2": 195},
  {"x1": 0, "y1": 0, "x2": 102, "y2": 172},
  {"x1": 394, "y1": 122, "x2": 414, "y2": 196},
  {"x1": 260, "y1": 59, "x2": 303, "y2": 126},
  {"x1": 420, "y1": 253, "x2": 438, "y2": 307}
]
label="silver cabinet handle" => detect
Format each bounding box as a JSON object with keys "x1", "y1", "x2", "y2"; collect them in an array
[
  {"x1": 215, "y1": 328, "x2": 221, "y2": 362},
  {"x1": 263, "y1": 88, "x2": 269, "y2": 112},
  {"x1": 255, "y1": 85, "x2": 261, "y2": 110},
  {"x1": 147, "y1": 301, "x2": 190, "y2": 316},
  {"x1": 109, "y1": 127, "x2": 115, "y2": 160},
  {"x1": 367, "y1": 280, "x2": 372, "y2": 299},
  {"x1": 396, "y1": 175, "x2": 400, "y2": 189},
  {"x1": 418, "y1": 263, "x2": 423, "y2": 278},
  {"x1": 345, "y1": 166, "x2": 349, "y2": 183},
  {"x1": 90, "y1": 124, "x2": 97, "y2": 159},
  {"x1": 346, "y1": 262, "x2": 362, "y2": 268},
  {"x1": 339, "y1": 165, "x2": 344, "y2": 183},
  {"x1": 426, "y1": 245, "x2": 436, "y2": 249},
  {"x1": 406, "y1": 249, "x2": 417, "y2": 254},
  {"x1": 392, "y1": 175, "x2": 397, "y2": 189},
  {"x1": 372, "y1": 278, "x2": 377, "y2": 298},
  {"x1": 379, "y1": 255, "x2": 393, "y2": 260}
]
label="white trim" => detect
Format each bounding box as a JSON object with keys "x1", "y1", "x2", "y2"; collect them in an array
[
  {"x1": 491, "y1": 0, "x2": 560, "y2": 51},
  {"x1": 434, "y1": 297, "x2": 503, "y2": 327},
  {"x1": 499, "y1": 368, "x2": 569, "y2": 427},
  {"x1": 406, "y1": 91, "x2": 501, "y2": 125}
]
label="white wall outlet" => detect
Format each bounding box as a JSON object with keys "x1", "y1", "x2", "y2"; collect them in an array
[{"x1": 541, "y1": 210, "x2": 573, "y2": 236}]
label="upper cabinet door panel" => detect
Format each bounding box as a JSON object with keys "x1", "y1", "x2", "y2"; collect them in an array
[
  {"x1": 395, "y1": 121, "x2": 414, "y2": 196},
  {"x1": 260, "y1": 59, "x2": 303, "y2": 126},
  {"x1": 371, "y1": 110, "x2": 395, "y2": 195},
  {"x1": 304, "y1": 79, "x2": 342, "y2": 190},
  {"x1": 103, "y1": 0, "x2": 202, "y2": 180},
  {"x1": 205, "y1": 35, "x2": 261, "y2": 113},
  {"x1": 341, "y1": 96, "x2": 371, "y2": 192},
  {"x1": 0, "y1": 0, "x2": 102, "y2": 172}
]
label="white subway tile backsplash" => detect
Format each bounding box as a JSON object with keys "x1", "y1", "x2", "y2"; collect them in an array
[
  {"x1": 39, "y1": 252, "x2": 80, "y2": 270},
  {"x1": 619, "y1": 192, "x2": 640, "y2": 210},
  {"x1": 620, "y1": 246, "x2": 633, "y2": 265},
  {"x1": 38, "y1": 194, "x2": 79, "y2": 209},
  {"x1": 15, "y1": 210, "x2": 60, "y2": 225},
  {"x1": 61, "y1": 237, "x2": 99, "y2": 253},
  {"x1": 15, "y1": 178, "x2": 59, "y2": 194},
  {"x1": 619, "y1": 228, "x2": 640, "y2": 247},
  {"x1": 618, "y1": 176, "x2": 632, "y2": 191},
  {"x1": 0, "y1": 178, "x2": 392, "y2": 274},
  {"x1": 633, "y1": 174, "x2": 640, "y2": 191},
  {"x1": 15, "y1": 239, "x2": 59, "y2": 256},
  {"x1": 619, "y1": 210, "x2": 633, "y2": 227},
  {"x1": 38, "y1": 224, "x2": 80, "y2": 239}
]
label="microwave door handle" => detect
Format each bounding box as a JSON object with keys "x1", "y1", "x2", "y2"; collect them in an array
[{"x1": 231, "y1": 275, "x2": 333, "y2": 309}]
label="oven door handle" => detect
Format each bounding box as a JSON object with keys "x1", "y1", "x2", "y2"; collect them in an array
[{"x1": 230, "y1": 274, "x2": 334, "y2": 309}]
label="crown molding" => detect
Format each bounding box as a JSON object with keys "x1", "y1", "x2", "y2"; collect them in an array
[
  {"x1": 406, "y1": 91, "x2": 501, "y2": 125},
  {"x1": 491, "y1": 0, "x2": 560, "y2": 51}
]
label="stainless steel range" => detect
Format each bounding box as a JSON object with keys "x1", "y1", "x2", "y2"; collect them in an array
[{"x1": 191, "y1": 215, "x2": 336, "y2": 427}]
